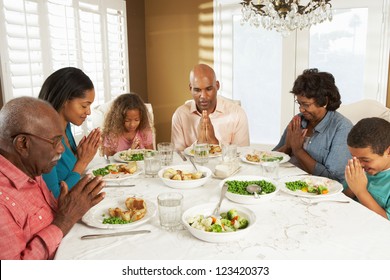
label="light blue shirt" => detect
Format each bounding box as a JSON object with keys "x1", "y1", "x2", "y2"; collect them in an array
[
  {"x1": 274, "y1": 111, "x2": 353, "y2": 183},
  {"x1": 42, "y1": 123, "x2": 81, "y2": 198}
]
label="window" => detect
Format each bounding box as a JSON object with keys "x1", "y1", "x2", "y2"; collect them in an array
[
  {"x1": 214, "y1": 0, "x2": 389, "y2": 145},
  {"x1": 0, "y1": 0, "x2": 129, "y2": 138}
]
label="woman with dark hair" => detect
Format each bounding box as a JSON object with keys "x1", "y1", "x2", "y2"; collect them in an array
[
  {"x1": 39, "y1": 67, "x2": 101, "y2": 198},
  {"x1": 274, "y1": 68, "x2": 353, "y2": 183}
]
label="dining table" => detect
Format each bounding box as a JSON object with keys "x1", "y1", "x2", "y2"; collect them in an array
[{"x1": 54, "y1": 146, "x2": 390, "y2": 260}]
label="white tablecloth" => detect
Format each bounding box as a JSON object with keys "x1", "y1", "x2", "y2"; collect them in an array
[{"x1": 54, "y1": 147, "x2": 390, "y2": 260}]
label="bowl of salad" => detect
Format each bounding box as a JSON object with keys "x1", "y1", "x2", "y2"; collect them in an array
[
  {"x1": 220, "y1": 175, "x2": 279, "y2": 204},
  {"x1": 182, "y1": 203, "x2": 256, "y2": 243}
]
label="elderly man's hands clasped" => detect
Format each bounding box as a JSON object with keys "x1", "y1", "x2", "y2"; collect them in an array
[{"x1": 53, "y1": 175, "x2": 105, "y2": 235}]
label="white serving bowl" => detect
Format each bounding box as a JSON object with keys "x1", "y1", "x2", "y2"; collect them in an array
[
  {"x1": 182, "y1": 203, "x2": 256, "y2": 243},
  {"x1": 158, "y1": 164, "x2": 212, "y2": 189},
  {"x1": 221, "y1": 175, "x2": 279, "y2": 204}
]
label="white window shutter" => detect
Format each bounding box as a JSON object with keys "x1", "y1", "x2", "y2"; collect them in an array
[
  {"x1": 0, "y1": 0, "x2": 44, "y2": 101},
  {"x1": 0, "y1": 0, "x2": 129, "y2": 139}
]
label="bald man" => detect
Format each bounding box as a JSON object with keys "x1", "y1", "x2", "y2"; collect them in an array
[
  {"x1": 171, "y1": 64, "x2": 250, "y2": 150},
  {"x1": 0, "y1": 97, "x2": 105, "y2": 259}
]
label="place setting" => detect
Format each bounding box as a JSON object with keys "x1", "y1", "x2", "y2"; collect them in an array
[{"x1": 80, "y1": 195, "x2": 156, "y2": 240}]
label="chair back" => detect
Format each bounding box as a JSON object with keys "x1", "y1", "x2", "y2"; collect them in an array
[{"x1": 338, "y1": 99, "x2": 390, "y2": 124}]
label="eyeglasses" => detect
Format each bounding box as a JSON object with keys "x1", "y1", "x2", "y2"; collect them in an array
[
  {"x1": 294, "y1": 99, "x2": 315, "y2": 110},
  {"x1": 12, "y1": 132, "x2": 63, "y2": 149}
]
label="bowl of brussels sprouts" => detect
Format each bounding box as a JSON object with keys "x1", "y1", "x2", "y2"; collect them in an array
[{"x1": 182, "y1": 203, "x2": 256, "y2": 243}]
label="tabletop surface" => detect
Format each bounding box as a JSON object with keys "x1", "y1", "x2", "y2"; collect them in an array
[{"x1": 54, "y1": 146, "x2": 390, "y2": 260}]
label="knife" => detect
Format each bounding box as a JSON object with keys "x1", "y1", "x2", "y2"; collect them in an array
[
  {"x1": 176, "y1": 150, "x2": 187, "y2": 161},
  {"x1": 104, "y1": 184, "x2": 136, "y2": 188},
  {"x1": 81, "y1": 229, "x2": 151, "y2": 240}
]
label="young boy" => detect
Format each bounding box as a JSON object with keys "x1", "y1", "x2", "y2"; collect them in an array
[{"x1": 344, "y1": 117, "x2": 390, "y2": 219}]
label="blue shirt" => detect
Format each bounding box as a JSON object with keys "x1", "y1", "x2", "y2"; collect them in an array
[
  {"x1": 367, "y1": 169, "x2": 390, "y2": 219},
  {"x1": 274, "y1": 111, "x2": 353, "y2": 183},
  {"x1": 42, "y1": 123, "x2": 81, "y2": 198}
]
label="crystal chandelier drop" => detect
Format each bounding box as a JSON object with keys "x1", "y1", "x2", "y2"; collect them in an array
[{"x1": 240, "y1": 0, "x2": 333, "y2": 36}]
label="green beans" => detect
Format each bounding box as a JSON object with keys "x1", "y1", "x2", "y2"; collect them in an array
[{"x1": 226, "y1": 180, "x2": 276, "y2": 195}]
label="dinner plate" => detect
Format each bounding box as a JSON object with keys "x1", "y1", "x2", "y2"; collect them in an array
[
  {"x1": 82, "y1": 198, "x2": 156, "y2": 229},
  {"x1": 220, "y1": 175, "x2": 279, "y2": 204},
  {"x1": 278, "y1": 175, "x2": 343, "y2": 198},
  {"x1": 113, "y1": 149, "x2": 155, "y2": 163},
  {"x1": 87, "y1": 163, "x2": 142, "y2": 182},
  {"x1": 184, "y1": 146, "x2": 222, "y2": 158},
  {"x1": 240, "y1": 150, "x2": 290, "y2": 165}
]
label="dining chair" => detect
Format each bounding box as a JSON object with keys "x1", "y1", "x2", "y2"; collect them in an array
[{"x1": 338, "y1": 99, "x2": 390, "y2": 124}]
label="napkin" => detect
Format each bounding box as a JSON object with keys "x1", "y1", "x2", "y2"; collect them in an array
[{"x1": 214, "y1": 161, "x2": 240, "y2": 178}]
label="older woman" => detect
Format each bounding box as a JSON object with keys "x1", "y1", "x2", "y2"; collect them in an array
[
  {"x1": 39, "y1": 67, "x2": 101, "y2": 198},
  {"x1": 274, "y1": 68, "x2": 353, "y2": 183}
]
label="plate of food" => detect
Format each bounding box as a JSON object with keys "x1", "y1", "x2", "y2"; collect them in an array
[
  {"x1": 240, "y1": 150, "x2": 290, "y2": 165},
  {"x1": 184, "y1": 144, "x2": 222, "y2": 158},
  {"x1": 113, "y1": 149, "x2": 155, "y2": 163},
  {"x1": 221, "y1": 175, "x2": 279, "y2": 204},
  {"x1": 87, "y1": 162, "x2": 141, "y2": 181},
  {"x1": 278, "y1": 175, "x2": 343, "y2": 198},
  {"x1": 182, "y1": 203, "x2": 256, "y2": 243},
  {"x1": 82, "y1": 197, "x2": 156, "y2": 229}
]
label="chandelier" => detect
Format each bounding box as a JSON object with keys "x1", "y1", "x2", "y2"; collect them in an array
[{"x1": 240, "y1": 0, "x2": 333, "y2": 36}]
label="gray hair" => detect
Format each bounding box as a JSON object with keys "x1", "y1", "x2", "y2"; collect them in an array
[{"x1": 0, "y1": 97, "x2": 55, "y2": 140}]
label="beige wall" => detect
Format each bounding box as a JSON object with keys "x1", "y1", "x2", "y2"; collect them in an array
[
  {"x1": 126, "y1": 0, "x2": 148, "y2": 102},
  {"x1": 144, "y1": 0, "x2": 214, "y2": 143}
]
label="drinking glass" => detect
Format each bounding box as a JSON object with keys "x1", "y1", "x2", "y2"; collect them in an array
[
  {"x1": 157, "y1": 142, "x2": 174, "y2": 166},
  {"x1": 260, "y1": 160, "x2": 280, "y2": 179},
  {"x1": 144, "y1": 151, "x2": 161, "y2": 177},
  {"x1": 157, "y1": 192, "x2": 183, "y2": 231},
  {"x1": 222, "y1": 144, "x2": 237, "y2": 163},
  {"x1": 193, "y1": 143, "x2": 209, "y2": 164}
]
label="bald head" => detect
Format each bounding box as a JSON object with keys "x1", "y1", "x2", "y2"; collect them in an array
[
  {"x1": 0, "y1": 97, "x2": 61, "y2": 140},
  {"x1": 188, "y1": 64, "x2": 219, "y2": 114},
  {"x1": 189, "y1": 64, "x2": 217, "y2": 85}
]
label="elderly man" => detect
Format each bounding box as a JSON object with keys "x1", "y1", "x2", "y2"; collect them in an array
[
  {"x1": 171, "y1": 63, "x2": 250, "y2": 151},
  {"x1": 0, "y1": 97, "x2": 105, "y2": 260}
]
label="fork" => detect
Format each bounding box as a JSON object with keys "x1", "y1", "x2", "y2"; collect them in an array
[
  {"x1": 213, "y1": 183, "x2": 228, "y2": 216},
  {"x1": 301, "y1": 198, "x2": 350, "y2": 205},
  {"x1": 188, "y1": 156, "x2": 199, "y2": 171}
]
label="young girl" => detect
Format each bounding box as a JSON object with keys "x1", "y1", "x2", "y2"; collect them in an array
[{"x1": 101, "y1": 93, "x2": 154, "y2": 156}]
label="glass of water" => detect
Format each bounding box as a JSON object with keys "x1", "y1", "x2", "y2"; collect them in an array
[
  {"x1": 157, "y1": 192, "x2": 183, "y2": 231},
  {"x1": 193, "y1": 143, "x2": 209, "y2": 164},
  {"x1": 157, "y1": 142, "x2": 174, "y2": 165},
  {"x1": 260, "y1": 160, "x2": 280, "y2": 179},
  {"x1": 144, "y1": 151, "x2": 161, "y2": 177}
]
